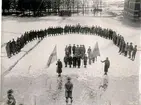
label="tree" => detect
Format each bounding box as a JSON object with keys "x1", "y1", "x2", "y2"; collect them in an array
[{"x1": 2, "y1": 0, "x2": 12, "y2": 13}]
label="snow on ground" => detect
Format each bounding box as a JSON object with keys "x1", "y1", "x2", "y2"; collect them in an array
[
  {"x1": 1, "y1": 6, "x2": 141, "y2": 105},
  {"x1": 1, "y1": 34, "x2": 140, "y2": 105},
  {"x1": 1, "y1": 40, "x2": 39, "y2": 74}
]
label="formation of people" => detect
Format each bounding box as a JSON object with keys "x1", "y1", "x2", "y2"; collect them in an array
[
  {"x1": 63, "y1": 44, "x2": 98, "y2": 69},
  {"x1": 6, "y1": 24, "x2": 137, "y2": 61}
]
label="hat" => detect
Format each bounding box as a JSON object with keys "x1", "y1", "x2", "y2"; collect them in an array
[
  {"x1": 7, "y1": 89, "x2": 13, "y2": 94},
  {"x1": 67, "y1": 77, "x2": 71, "y2": 80}
]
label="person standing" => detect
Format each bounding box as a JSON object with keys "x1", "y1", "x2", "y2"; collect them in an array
[
  {"x1": 68, "y1": 44, "x2": 72, "y2": 55},
  {"x1": 64, "y1": 55, "x2": 68, "y2": 67},
  {"x1": 72, "y1": 44, "x2": 76, "y2": 55},
  {"x1": 124, "y1": 42, "x2": 129, "y2": 56},
  {"x1": 6, "y1": 41, "x2": 11, "y2": 58},
  {"x1": 65, "y1": 77, "x2": 73, "y2": 104},
  {"x1": 68, "y1": 55, "x2": 73, "y2": 68},
  {"x1": 101, "y1": 57, "x2": 110, "y2": 75},
  {"x1": 77, "y1": 55, "x2": 81, "y2": 68},
  {"x1": 72, "y1": 54, "x2": 77, "y2": 68},
  {"x1": 56, "y1": 59, "x2": 63, "y2": 77},
  {"x1": 83, "y1": 54, "x2": 88, "y2": 68},
  {"x1": 120, "y1": 41, "x2": 125, "y2": 55},
  {"x1": 79, "y1": 45, "x2": 83, "y2": 58},
  {"x1": 82, "y1": 45, "x2": 86, "y2": 58},
  {"x1": 87, "y1": 46, "x2": 92, "y2": 65},
  {"x1": 128, "y1": 43, "x2": 133, "y2": 59},
  {"x1": 132, "y1": 45, "x2": 137, "y2": 61},
  {"x1": 75, "y1": 45, "x2": 79, "y2": 56},
  {"x1": 7, "y1": 89, "x2": 16, "y2": 105},
  {"x1": 65, "y1": 45, "x2": 69, "y2": 56},
  {"x1": 11, "y1": 39, "x2": 16, "y2": 55}
]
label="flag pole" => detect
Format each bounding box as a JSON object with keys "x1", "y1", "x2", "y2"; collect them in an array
[{"x1": 56, "y1": 45, "x2": 57, "y2": 60}]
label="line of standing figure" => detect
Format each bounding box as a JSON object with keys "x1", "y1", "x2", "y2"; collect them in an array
[
  {"x1": 63, "y1": 44, "x2": 98, "y2": 69},
  {"x1": 6, "y1": 24, "x2": 138, "y2": 60},
  {"x1": 113, "y1": 34, "x2": 137, "y2": 61}
]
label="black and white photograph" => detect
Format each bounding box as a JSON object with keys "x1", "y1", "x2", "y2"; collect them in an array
[{"x1": 0, "y1": 0, "x2": 141, "y2": 105}]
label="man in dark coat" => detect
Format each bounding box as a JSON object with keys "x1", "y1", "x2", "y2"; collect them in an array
[
  {"x1": 56, "y1": 59, "x2": 63, "y2": 77},
  {"x1": 132, "y1": 45, "x2": 137, "y2": 61},
  {"x1": 77, "y1": 55, "x2": 81, "y2": 68},
  {"x1": 11, "y1": 39, "x2": 16, "y2": 55},
  {"x1": 101, "y1": 57, "x2": 110, "y2": 75},
  {"x1": 82, "y1": 45, "x2": 86, "y2": 58},
  {"x1": 83, "y1": 54, "x2": 88, "y2": 68},
  {"x1": 72, "y1": 44, "x2": 76, "y2": 55},
  {"x1": 68, "y1": 55, "x2": 73, "y2": 68},
  {"x1": 124, "y1": 42, "x2": 129, "y2": 56},
  {"x1": 120, "y1": 41, "x2": 125, "y2": 55},
  {"x1": 68, "y1": 44, "x2": 72, "y2": 55},
  {"x1": 72, "y1": 54, "x2": 77, "y2": 68},
  {"x1": 65, "y1": 77, "x2": 73, "y2": 104},
  {"x1": 64, "y1": 55, "x2": 68, "y2": 67},
  {"x1": 65, "y1": 45, "x2": 69, "y2": 56},
  {"x1": 6, "y1": 41, "x2": 11, "y2": 58}
]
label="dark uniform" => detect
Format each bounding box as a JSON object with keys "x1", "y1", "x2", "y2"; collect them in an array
[
  {"x1": 82, "y1": 45, "x2": 86, "y2": 58},
  {"x1": 128, "y1": 43, "x2": 133, "y2": 58},
  {"x1": 72, "y1": 44, "x2": 76, "y2": 55},
  {"x1": 132, "y1": 45, "x2": 137, "y2": 61},
  {"x1": 11, "y1": 39, "x2": 16, "y2": 55},
  {"x1": 101, "y1": 58, "x2": 110, "y2": 75},
  {"x1": 6, "y1": 41, "x2": 11, "y2": 58},
  {"x1": 83, "y1": 55, "x2": 88, "y2": 68},
  {"x1": 68, "y1": 45, "x2": 72, "y2": 55},
  {"x1": 7, "y1": 94, "x2": 16, "y2": 105},
  {"x1": 68, "y1": 55, "x2": 73, "y2": 68},
  {"x1": 124, "y1": 43, "x2": 129, "y2": 56},
  {"x1": 56, "y1": 60, "x2": 63, "y2": 77},
  {"x1": 65, "y1": 77, "x2": 73, "y2": 103},
  {"x1": 77, "y1": 55, "x2": 81, "y2": 68},
  {"x1": 72, "y1": 54, "x2": 77, "y2": 68},
  {"x1": 65, "y1": 46, "x2": 69, "y2": 56},
  {"x1": 64, "y1": 55, "x2": 68, "y2": 67}
]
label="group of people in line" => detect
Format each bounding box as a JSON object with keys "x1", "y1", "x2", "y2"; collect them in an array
[
  {"x1": 6, "y1": 24, "x2": 137, "y2": 60},
  {"x1": 112, "y1": 34, "x2": 137, "y2": 61},
  {"x1": 63, "y1": 44, "x2": 97, "y2": 69}
]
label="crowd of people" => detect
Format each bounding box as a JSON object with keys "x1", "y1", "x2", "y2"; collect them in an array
[
  {"x1": 6, "y1": 24, "x2": 137, "y2": 60},
  {"x1": 63, "y1": 44, "x2": 98, "y2": 69},
  {"x1": 113, "y1": 36, "x2": 137, "y2": 61}
]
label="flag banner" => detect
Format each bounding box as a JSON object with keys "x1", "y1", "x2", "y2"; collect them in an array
[
  {"x1": 46, "y1": 46, "x2": 57, "y2": 68},
  {"x1": 91, "y1": 42, "x2": 100, "y2": 58}
]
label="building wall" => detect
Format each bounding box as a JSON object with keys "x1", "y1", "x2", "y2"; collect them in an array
[{"x1": 124, "y1": 0, "x2": 141, "y2": 21}]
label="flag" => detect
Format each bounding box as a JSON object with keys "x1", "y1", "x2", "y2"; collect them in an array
[
  {"x1": 91, "y1": 42, "x2": 100, "y2": 58},
  {"x1": 46, "y1": 46, "x2": 57, "y2": 68}
]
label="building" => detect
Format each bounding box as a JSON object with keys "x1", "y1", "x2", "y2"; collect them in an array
[{"x1": 124, "y1": 0, "x2": 141, "y2": 21}]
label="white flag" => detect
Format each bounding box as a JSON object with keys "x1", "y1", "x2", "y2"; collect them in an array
[
  {"x1": 46, "y1": 46, "x2": 57, "y2": 68},
  {"x1": 91, "y1": 42, "x2": 100, "y2": 58}
]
